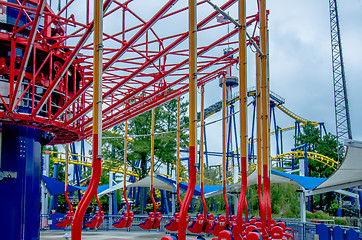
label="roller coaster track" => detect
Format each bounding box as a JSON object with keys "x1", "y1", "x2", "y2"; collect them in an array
[
  {"x1": 200, "y1": 88, "x2": 319, "y2": 129},
  {"x1": 274, "y1": 103, "x2": 319, "y2": 126},
  {"x1": 271, "y1": 150, "x2": 339, "y2": 171},
  {"x1": 49, "y1": 151, "x2": 139, "y2": 177},
  {"x1": 202, "y1": 88, "x2": 319, "y2": 140},
  {"x1": 201, "y1": 88, "x2": 285, "y2": 121}
]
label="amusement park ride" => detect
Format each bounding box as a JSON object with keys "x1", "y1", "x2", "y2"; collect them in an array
[{"x1": 0, "y1": 0, "x2": 357, "y2": 239}]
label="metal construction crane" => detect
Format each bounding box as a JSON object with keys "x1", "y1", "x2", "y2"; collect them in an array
[{"x1": 328, "y1": 0, "x2": 352, "y2": 144}]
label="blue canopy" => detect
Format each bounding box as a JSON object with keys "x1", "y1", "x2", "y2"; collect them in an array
[
  {"x1": 42, "y1": 175, "x2": 82, "y2": 195},
  {"x1": 77, "y1": 184, "x2": 109, "y2": 194},
  {"x1": 271, "y1": 169, "x2": 327, "y2": 190},
  {"x1": 157, "y1": 174, "x2": 224, "y2": 195},
  {"x1": 42, "y1": 175, "x2": 109, "y2": 195}
]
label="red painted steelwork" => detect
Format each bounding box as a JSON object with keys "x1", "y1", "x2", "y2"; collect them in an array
[
  {"x1": 72, "y1": 133, "x2": 102, "y2": 239},
  {"x1": 0, "y1": 0, "x2": 261, "y2": 146}
]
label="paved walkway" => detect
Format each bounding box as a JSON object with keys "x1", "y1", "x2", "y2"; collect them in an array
[{"x1": 40, "y1": 230, "x2": 212, "y2": 240}]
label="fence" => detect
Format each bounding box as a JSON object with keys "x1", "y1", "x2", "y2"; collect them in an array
[
  {"x1": 40, "y1": 214, "x2": 173, "y2": 232},
  {"x1": 40, "y1": 214, "x2": 362, "y2": 239}
]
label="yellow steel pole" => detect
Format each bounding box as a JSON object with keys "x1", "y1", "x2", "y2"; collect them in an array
[
  {"x1": 179, "y1": 0, "x2": 197, "y2": 239},
  {"x1": 237, "y1": 0, "x2": 248, "y2": 231},
  {"x1": 176, "y1": 97, "x2": 182, "y2": 205},
  {"x1": 72, "y1": 0, "x2": 103, "y2": 236},
  {"x1": 256, "y1": 43, "x2": 265, "y2": 222},
  {"x1": 200, "y1": 87, "x2": 204, "y2": 181},
  {"x1": 151, "y1": 108, "x2": 155, "y2": 184},
  {"x1": 222, "y1": 75, "x2": 230, "y2": 221},
  {"x1": 124, "y1": 120, "x2": 129, "y2": 212},
  {"x1": 151, "y1": 108, "x2": 156, "y2": 214},
  {"x1": 124, "y1": 121, "x2": 128, "y2": 185},
  {"x1": 65, "y1": 144, "x2": 69, "y2": 188},
  {"x1": 200, "y1": 86, "x2": 207, "y2": 218},
  {"x1": 93, "y1": 0, "x2": 103, "y2": 159},
  {"x1": 266, "y1": 19, "x2": 271, "y2": 223},
  {"x1": 64, "y1": 143, "x2": 72, "y2": 211},
  {"x1": 256, "y1": 50, "x2": 262, "y2": 176},
  {"x1": 260, "y1": 0, "x2": 270, "y2": 228}
]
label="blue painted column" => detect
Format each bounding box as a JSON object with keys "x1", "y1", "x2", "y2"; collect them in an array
[{"x1": 0, "y1": 124, "x2": 43, "y2": 239}]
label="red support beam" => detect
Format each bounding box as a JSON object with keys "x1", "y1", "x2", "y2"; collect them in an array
[
  {"x1": 78, "y1": 50, "x2": 238, "y2": 129},
  {"x1": 65, "y1": 0, "x2": 238, "y2": 126},
  {"x1": 103, "y1": 0, "x2": 178, "y2": 72},
  {"x1": 100, "y1": 27, "x2": 240, "y2": 116},
  {"x1": 31, "y1": 0, "x2": 113, "y2": 117},
  {"x1": 89, "y1": 60, "x2": 236, "y2": 135},
  {"x1": 9, "y1": 0, "x2": 46, "y2": 111},
  {"x1": 76, "y1": 14, "x2": 258, "y2": 128}
]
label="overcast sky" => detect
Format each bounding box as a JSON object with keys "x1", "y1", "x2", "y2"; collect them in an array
[
  {"x1": 192, "y1": 0, "x2": 362, "y2": 165},
  {"x1": 73, "y1": 0, "x2": 362, "y2": 168},
  {"x1": 268, "y1": 0, "x2": 362, "y2": 139}
]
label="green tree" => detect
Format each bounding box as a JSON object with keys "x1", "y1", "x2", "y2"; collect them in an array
[
  {"x1": 102, "y1": 98, "x2": 189, "y2": 213},
  {"x1": 295, "y1": 122, "x2": 343, "y2": 213},
  {"x1": 295, "y1": 122, "x2": 343, "y2": 178}
]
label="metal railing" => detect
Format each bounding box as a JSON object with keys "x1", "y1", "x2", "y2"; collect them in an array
[{"x1": 40, "y1": 214, "x2": 362, "y2": 239}]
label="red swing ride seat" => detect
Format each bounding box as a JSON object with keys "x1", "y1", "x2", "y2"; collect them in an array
[
  {"x1": 113, "y1": 212, "x2": 129, "y2": 229},
  {"x1": 165, "y1": 212, "x2": 180, "y2": 231},
  {"x1": 152, "y1": 212, "x2": 163, "y2": 229},
  {"x1": 275, "y1": 222, "x2": 294, "y2": 240},
  {"x1": 139, "y1": 212, "x2": 156, "y2": 230},
  {"x1": 85, "y1": 211, "x2": 100, "y2": 228},
  {"x1": 96, "y1": 211, "x2": 105, "y2": 228},
  {"x1": 55, "y1": 210, "x2": 73, "y2": 228},
  {"x1": 188, "y1": 213, "x2": 205, "y2": 233},
  {"x1": 203, "y1": 213, "x2": 216, "y2": 233},
  {"x1": 125, "y1": 211, "x2": 134, "y2": 228},
  {"x1": 209, "y1": 215, "x2": 226, "y2": 236}
]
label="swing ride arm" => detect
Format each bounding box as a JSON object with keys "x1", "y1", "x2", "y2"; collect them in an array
[
  {"x1": 237, "y1": 0, "x2": 249, "y2": 236},
  {"x1": 178, "y1": 1, "x2": 197, "y2": 239}
]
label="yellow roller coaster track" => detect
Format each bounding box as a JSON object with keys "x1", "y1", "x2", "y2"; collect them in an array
[
  {"x1": 274, "y1": 102, "x2": 319, "y2": 126},
  {"x1": 49, "y1": 151, "x2": 139, "y2": 177},
  {"x1": 271, "y1": 150, "x2": 339, "y2": 171}
]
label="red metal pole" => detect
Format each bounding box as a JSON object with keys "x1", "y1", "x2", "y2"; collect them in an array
[
  {"x1": 237, "y1": 0, "x2": 249, "y2": 235},
  {"x1": 178, "y1": 0, "x2": 197, "y2": 239},
  {"x1": 71, "y1": 0, "x2": 103, "y2": 237}
]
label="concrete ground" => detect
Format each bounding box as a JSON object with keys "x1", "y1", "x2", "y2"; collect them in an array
[{"x1": 40, "y1": 230, "x2": 213, "y2": 240}]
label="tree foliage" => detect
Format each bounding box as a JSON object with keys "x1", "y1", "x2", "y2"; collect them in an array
[
  {"x1": 102, "y1": 98, "x2": 189, "y2": 213},
  {"x1": 102, "y1": 98, "x2": 189, "y2": 178},
  {"x1": 295, "y1": 122, "x2": 343, "y2": 212},
  {"x1": 295, "y1": 122, "x2": 343, "y2": 178}
]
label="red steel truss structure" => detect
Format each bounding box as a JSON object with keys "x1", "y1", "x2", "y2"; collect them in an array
[{"x1": 0, "y1": 0, "x2": 260, "y2": 144}]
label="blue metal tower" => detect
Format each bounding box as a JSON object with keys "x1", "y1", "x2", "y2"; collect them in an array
[{"x1": 328, "y1": 0, "x2": 352, "y2": 144}]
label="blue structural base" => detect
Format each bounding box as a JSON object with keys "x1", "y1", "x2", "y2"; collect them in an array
[
  {"x1": 0, "y1": 124, "x2": 44, "y2": 239},
  {"x1": 317, "y1": 223, "x2": 359, "y2": 240}
]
